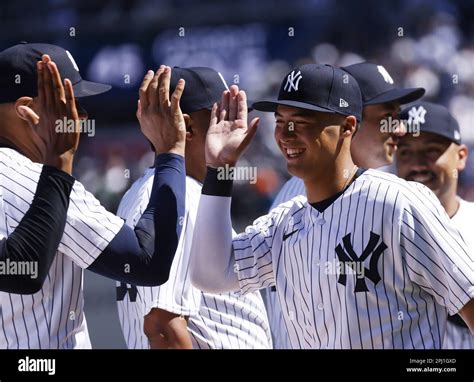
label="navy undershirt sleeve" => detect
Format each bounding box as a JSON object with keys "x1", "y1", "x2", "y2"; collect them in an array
[
  {"x1": 87, "y1": 153, "x2": 185, "y2": 286},
  {"x1": 0, "y1": 166, "x2": 74, "y2": 294}
]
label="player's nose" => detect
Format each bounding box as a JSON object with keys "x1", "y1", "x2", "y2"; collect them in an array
[
  {"x1": 280, "y1": 125, "x2": 296, "y2": 140},
  {"x1": 410, "y1": 153, "x2": 430, "y2": 170}
]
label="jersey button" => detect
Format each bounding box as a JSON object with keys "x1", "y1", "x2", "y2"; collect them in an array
[
  {"x1": 317, "y1": 218, "x2": 326, "y2": 225},
  {"x1": 317, "y1": 303, "x2": 324, "y2": 311}
]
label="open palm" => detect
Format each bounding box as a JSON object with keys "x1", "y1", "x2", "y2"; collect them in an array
[{"x1": 206, "y1": 85, "x2": 259, "y2": 168}]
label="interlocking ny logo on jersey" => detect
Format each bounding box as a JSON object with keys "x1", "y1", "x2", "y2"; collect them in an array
[
  {"x1": 284, "y1": 70, "x2": 303, "y2": 92},
  {"x1": 116, "y1": 282, "x2": 138, "y2": 302},
  {"x1": 335, "y1": 231, "x2": 387, "y2": 293}
]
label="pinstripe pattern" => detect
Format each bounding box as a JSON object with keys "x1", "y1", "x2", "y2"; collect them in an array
[
  {"x1": 116, "y1": 172, "x2": 272, "y2": 349},
  {"x1": 0, "y1": 148, "x2": 123, "y2": 349},
  {"x1": 264, "y1": 176, "x2": 305, "y2": 348},
  {"x1": 442, "y1": 198, "x2": 474, "y2": 349},
  {"x1": 234, "y1": 169, "x2": 474, "y2": 349}
]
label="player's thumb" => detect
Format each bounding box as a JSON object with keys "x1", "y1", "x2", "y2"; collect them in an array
[
  {"x1": 18, "y1": 105, "x2": 40, "y2": 126},
  {"x1": 241, "y1": 117, "x2": 259, "y2": 148}
]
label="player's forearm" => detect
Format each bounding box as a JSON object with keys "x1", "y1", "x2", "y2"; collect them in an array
[
  {"x1": 0, "y1": 166, "x2": 74, "y2": 294},
  {"x1": 190, "y1": 167, "x2": 239, "y2": 293},
  {"x1": 88, "y1": 153, "x2": 185, "y2": 286}
]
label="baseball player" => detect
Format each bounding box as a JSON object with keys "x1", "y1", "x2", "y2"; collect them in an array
[
  {"x1": 190, "y1": 64, "x2": 474, "y2": 348},
  {"x1": 116, "y1": 67, "x2": 272, "y2": 349},
  {"x1": 0, "y1": 43, "x2": 187, "y2": 348},
  {"x1": 0, "y1": 53, "x2": 80, "y2": 293},
  {"x1": 264, "y1": 62, "x2": 425, "y2": 348},
  {"x1": 396, "y1": 101, "x2": 474, "y2": 349}
]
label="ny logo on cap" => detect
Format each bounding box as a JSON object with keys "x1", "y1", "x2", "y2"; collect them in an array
[
  {"x1": 217, "y1": 72, "x2": 229, "y2": 90},
  {"x1": 377, "y1": 65, "x2": 394, "y2": 84},
  {"x1": 408, "y1": 106, "x2": 427, "y2": 126},
  {"x1": 284, "y1": 70, "x2": 302, "y2": 92},
  {"x1": 65, "y1": 50, "x2": 80, "y2": 72}
]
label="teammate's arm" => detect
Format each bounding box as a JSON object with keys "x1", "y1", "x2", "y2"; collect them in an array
[
  {"x1": 143, "y1": 308, "x2": 193, "y2": 349},
  {"x1": 190, "y1": 85, "x2": 260, "y2": 293},
  {"x1": 0, "y1": 166, "x2": 74, "y2": 294},
  {"x1": 0, "y1": 56, "x2": 80, "y2": 294},
  {"x1": 87, "y1": 66, "x2": 187, "y2": 286}
]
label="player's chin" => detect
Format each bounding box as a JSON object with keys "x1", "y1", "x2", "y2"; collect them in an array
[
  {"x1": 286, "y1": 161, "x2": 313, "y2": 179},
  {"x1": 286, "y1": 162, "x2": 305, "y2": 178}
]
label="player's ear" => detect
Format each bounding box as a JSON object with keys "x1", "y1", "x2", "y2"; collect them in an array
[
  {"x1": 183, "y1": 113, "x2": 193, "y2": 141},
  {"x1": 14, "y1": 97, "x2": 36, "y2": 121},
  {"x1": 341, "y1": 116, "x2": 357, "y2": 138},
  {"x1": 456, "y1": 144, "x2": 468, "y2": 171}
]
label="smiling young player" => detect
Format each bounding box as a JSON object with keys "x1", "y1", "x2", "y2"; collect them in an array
[{"x1": 190, "y1": 64, "x2": 474, "y2": 349}]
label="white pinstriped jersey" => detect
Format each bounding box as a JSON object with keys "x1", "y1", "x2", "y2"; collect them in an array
[
  {"x1": 264, "y1": 176, "x2": 304, "y2": 348},
  {"x1": 0, "y1": 148, "x2": 123, "y2": 349},
  {"x1": 116, "y1": 171, "x2": 272, "y2": 349},
  {"x1": 234, "y1": 169, "x2": 474, "y2": 349},
  {"x1": 443, "y1": 198, "x2": 474, "y2": 349}
]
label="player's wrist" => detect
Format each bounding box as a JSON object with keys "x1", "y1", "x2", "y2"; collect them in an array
[
  {"x1": 44, "y1": 154, "x2": 74, "y2": 175},
  {"x1": 165, "y1": 144, "x2": 185, "y2": 157},
  {"x1": 205, "y1": 155, "x2": 238, "y2": 169},
  {"x1": 202, "y1": 166, "x2": 233, "y2": 197}
]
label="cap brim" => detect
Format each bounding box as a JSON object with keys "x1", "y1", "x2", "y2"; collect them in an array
[
  {"x1": 365, "y1": 88, "x2": 425, "y2": 106},
  {"x1": 72, "y1": 80, "x2": 112, "y2": 98},
  {"x1": 414, "y1": 127, "x2": 461, "y2": 145},
  {"x1": 252, "y1": 100, "x2": 336, "y2": 114}
]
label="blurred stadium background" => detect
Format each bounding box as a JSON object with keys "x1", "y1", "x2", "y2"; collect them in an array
[{"x1": 1, "y1": 0, "x2": 474, "y2": 348}]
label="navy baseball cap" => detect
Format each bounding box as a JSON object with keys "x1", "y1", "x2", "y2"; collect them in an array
[
  {"x1": 0, "y1": 42, "x2": 111, "y2": 104},
  {"x1": 170, "y1": 67, "x2": 233, "y2": 114},
  {"x1": 399, "y1": 102, "x2": 461, "y2": 144},
  {"x1": 342, "y1": 63, "x2": 425, "y2": 106},
  {"x1": 252, "y1": 64, "x2": 363, "y2": 121}
]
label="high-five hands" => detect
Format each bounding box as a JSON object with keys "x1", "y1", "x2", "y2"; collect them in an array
[
  {"x1": 19, "y1": 54, "x2": 80, "y2": 175},
  {"x1": 205, "y1": 85, "x2": 259, "y2": 168},
  {"x1": 137, "y1": 66, "x2": 186, "y2": 157}
]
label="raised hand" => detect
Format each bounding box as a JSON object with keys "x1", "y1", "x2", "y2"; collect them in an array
[
  {"x1": 19, "y1": 54, "x2": 80, "y2": 175},
  {"x1": 137, "y1": 66, "x2": 186, "y2": 156},
  {"x1": 205, "y1": 85, "x2": 259, "y2": 168}
]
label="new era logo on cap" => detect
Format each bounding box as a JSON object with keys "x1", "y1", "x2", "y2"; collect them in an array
[{"x1": 339, "y1": 98, "x2": 349, "y2": 108}]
